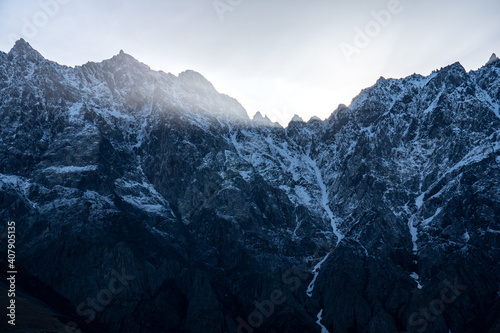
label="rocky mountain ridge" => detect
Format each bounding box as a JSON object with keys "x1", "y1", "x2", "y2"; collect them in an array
[{"x1": 0, "y1": 39, "x2": 499, "y2": 332}]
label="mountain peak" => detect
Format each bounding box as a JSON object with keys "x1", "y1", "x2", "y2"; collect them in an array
[
  {"x1": 1, "y1": 41, "x2": 499, "y2": 333},
  {"x1": 178, "y1": 70, "x2": 216, "y2": 91},
  {"x1": 253, "y1": 111, "x2": 265, "y2": 119},
  {"x1": 290, "y1": 114, "x2": 304, "y2": 123},
  {"x1": 8, "y1": 38, "x2": 45, "y2": 63},
  {"x1": 102, "y1": 50, "x2": 146, "y2": 71},
  {"x1": 447, "y1": 61, "x2": 466, "y2": 72},
  {"x1": 308, "y1": 116, "x2": 322, "y2": 122},
  {"x1": 10, "y1": 38, "x2": 35, "y2": 54},
  {"x1": 486, "y1": 53, "x2": 499, "y2": 66},
  {"x1": 112, "y1": 49, "x2": 137, "y2": 62},
  {"x1": 253, "y1": 111, "x2": 280, "y2": 127}
]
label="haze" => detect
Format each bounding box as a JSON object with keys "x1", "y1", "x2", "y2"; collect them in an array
[{"x1": 1, "y1": 0, "x2": 498, "y2": 125}]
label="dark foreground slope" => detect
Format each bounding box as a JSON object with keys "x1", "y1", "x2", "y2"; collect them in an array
[{"x1": 0, "y1": 40, "x2": 499, "y2": 332}]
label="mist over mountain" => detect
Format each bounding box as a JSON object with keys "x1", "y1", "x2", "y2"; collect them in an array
[{"x1": 0, "y1": 39, "x2": 499, "y2": 333}]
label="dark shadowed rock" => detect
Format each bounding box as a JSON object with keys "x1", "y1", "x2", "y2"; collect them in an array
[{"x1": 0, "y1": 41, "x2": 499, "y2": 332}]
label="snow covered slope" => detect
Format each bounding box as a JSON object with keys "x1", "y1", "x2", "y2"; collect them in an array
[{"x1": 0, "y1": 40, "x2": 499, "y2": 333}]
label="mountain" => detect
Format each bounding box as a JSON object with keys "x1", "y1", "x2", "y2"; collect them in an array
[{"x1": 0, "y1": 39, "x2": 499, "y2": 333}]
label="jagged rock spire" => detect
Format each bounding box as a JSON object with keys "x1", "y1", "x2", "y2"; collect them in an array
[{"x1": 486, "y1": 53, "x2": 499, "y2": 66}]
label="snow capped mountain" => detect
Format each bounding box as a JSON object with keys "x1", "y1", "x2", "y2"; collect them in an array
[
  {"x1": 0, "y1": 40, "x2": 499, "y2": 333},
  {"x1": 252, "y1": 111, "x2": 280, "y2": 127},
  {"x1": 290, "y1": 114, "x2": 304, "y2": 123}
]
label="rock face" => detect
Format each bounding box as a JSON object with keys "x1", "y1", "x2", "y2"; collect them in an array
[
  {"x1": 0, "y1": 39, "x2": 499, "y2": 333},
  {"x1": 486, "y1": 53, "x2": 499, "y2": 66}
]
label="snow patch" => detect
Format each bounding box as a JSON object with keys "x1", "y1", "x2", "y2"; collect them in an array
[
  {"x1": 302, "y1": 155, "x2": 344, "y2": 297},
  {"x1": 303, "y1": 155, "x2": 344, "y2": 245},
  {"x1": 67, "y1": 102, "x2": 83, "y2": 120},
  {"x1": 306, "y1": 253, "x2": 330, "y2": 297},
  {"x1": 115, "y1": 178, "x2": 174, "y2": 217},
  {"x1": 408, "y1": 216, "x2": 419, "y2": 254},
  {"x1": 0, "y1": 174, "x2": 37, "y2": 209},
  {"x1": 464, "y1": 230, "x2": 470, "y2": 242},
  {"x1": 292, "y1": 215, "x2": 302, "y2": 237},
  {"x1": 316, "y1": 309, "x2": 330, "y2": 333},
  {"x1": 238, "y1": 170, "x2": 252, "y2": 181},
  {"x1": 294, "y1": 186, "x2": 312, "y2": 206},
  {"x1": 410, "y1": 272, "x2": 423, "y2": 289},
  {"x1": 415, "y1": 193, "x2": 425, "y2": 209},
  {"x1": 415, "y1": 72, "x2": 437, "y2": 88},
  {"x1": 422, "y1": 207, "x2": 442, "y2": 226},
  {"x1": 477, "y1": 85, "x2": 500, "y2": 119},
  {"x1": 101, "y1": 107, "x2": 135, "y2": 121},
  {"x1": 423, "y1": 84, "x2": 445, "y2": 114},
  {"x1": 42, "y1": 165, "x2": 98, "y2": 173},
  {"x1": 0, "y1": 174, "x2": 24, "y2": 187}
]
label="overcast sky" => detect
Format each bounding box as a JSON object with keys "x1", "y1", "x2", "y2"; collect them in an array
[{"x1": 1, "y1": 0, "x2": 499, "y2": 125}]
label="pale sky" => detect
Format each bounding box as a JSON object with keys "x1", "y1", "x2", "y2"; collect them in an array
[{"x1": 1, "y1": 0, "x2": 499, "y2": 125}]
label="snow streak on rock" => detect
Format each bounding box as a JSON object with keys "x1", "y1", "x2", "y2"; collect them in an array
[
  {"x1": 316, "y1": 309, "x2": 331, "y2": 333},
  {"x1": 1, "y1": 40, "x2": 499, "y2": 332}
]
